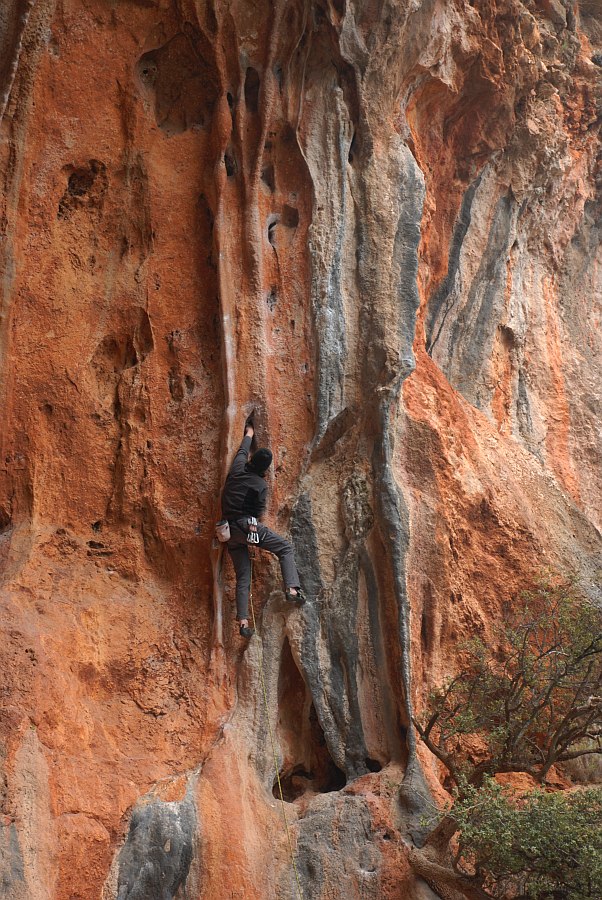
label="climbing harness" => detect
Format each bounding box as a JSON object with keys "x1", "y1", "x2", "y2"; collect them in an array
[{"x1": 248, "y1": 552, "x2": 304, "y2": 900}]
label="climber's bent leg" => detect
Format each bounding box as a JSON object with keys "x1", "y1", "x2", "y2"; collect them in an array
[
  {"x1": 257, "y1": 526, "x2": 301, "y2": 590},
  {"x1": 228, "y1": 543, "x2": 252, "y2": 620}
]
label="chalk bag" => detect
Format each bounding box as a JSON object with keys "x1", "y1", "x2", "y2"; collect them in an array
[{"x1": 215, "y1": 519, "x2": 231, "y2": 543}]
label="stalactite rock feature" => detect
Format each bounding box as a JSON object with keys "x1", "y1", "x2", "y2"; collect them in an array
[{"x1": 0, "y1": 1, "x2": 600, "y2": 898}]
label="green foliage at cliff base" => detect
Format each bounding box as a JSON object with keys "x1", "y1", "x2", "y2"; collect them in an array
[{"x1": 452, "y1": 778, "x2": 602, "y2": 899}]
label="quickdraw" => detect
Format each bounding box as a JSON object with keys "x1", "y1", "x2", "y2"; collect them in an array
[{"x1": 247, "y1": 515, "x2": 260, "y2": 544}]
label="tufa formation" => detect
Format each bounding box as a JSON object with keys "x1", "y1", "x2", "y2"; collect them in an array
[{"x1": 0, "y1": 1, "x2": 600, "y2": 898}]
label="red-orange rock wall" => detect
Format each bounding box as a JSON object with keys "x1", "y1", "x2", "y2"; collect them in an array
[{"x1": 0, "y1": 1, "x2": 600, "y2": 898}]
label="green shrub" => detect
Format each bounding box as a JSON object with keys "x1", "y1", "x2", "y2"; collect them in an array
[
  {"x1": 452, "y1": 778, "x2": 602, "y2": 899},
  {"x1": 411, "y1": 579, "x2": 602, "y2": 899}
]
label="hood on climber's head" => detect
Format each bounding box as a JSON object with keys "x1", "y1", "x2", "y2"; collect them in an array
[{"x1": 247, "y1": 447, "x2": 272, "y2": 475}]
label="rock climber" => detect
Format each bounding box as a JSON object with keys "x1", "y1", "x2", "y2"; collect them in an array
[{"x1": 221, "y1": 419, "x2": 305, "y2": 638}]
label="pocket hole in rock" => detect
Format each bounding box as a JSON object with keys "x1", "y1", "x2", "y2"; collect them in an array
[
  {"x1": 267, "y1": 217, "x2": 278, "y2": 247},
  {"x1": 58, "y1": 160, "x2": 107, "y2": 220},
  {"x1": 273, "y1": 638, "x2": 347, "y2": 801},
  {"x1": 348, "y1": 131, "x2": 358, "y2": 164},
  {"x1": 137, "y1": 37, "x2": 219, "y2": 135},
  {"x1": 261, "y1": 164, "x2": 275, "y2": 192},
  {"x1": 244, "y1": 66, "x2": 260, "y2": 113},
  {"x1": 0, "y1": 506, "x2": 12, "y2": 532},
  {"x1": 224, "y1": 151, "x2": 237, "y2": 177},
  {"x1": 138, "y1": 57, "x2": 158, "y2": 87}
]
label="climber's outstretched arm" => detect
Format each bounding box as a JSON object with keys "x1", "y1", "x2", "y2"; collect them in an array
[{"x1": 228, "y1": 423, "x2": 254, "y2": 478}]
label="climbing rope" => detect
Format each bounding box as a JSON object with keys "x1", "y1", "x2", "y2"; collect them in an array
[{"x1": 248, "y1": 552, "x2": 304, "y2": 900}]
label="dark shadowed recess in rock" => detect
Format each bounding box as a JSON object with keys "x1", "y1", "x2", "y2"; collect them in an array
[
  {"x1": 136, "y1": 31, "x2": 218, "y2": 136},
  {"x1": 224, "y1": 148, "x2": 237, "y2": 177},
  {"x1": 348, "y1": 130, "x2": 357, "y2": 164},
  {"x1": 261, "y1": 163, "x2": 275, "y2": 191},
  {"x1": 0, "y1": 494, "x2": 12, "y2": 531},
  {"x1": 266, "y1": 286, "x2": 277, "y2": 311},
  {"x1": 57, "y1": 160, "x2": 108, "y2": 220},
  {"x1": 273, "y1": 637, "x2": 346, "y2": 801},
  {"x1": 244, "y1": 66, "x2": 260, "y2": 114},
  {"x1": 267, "y1": 215, "x2": 278, "y2": 247},
  {"x1": 116, "y1": 793, "x2": 196, "y2": 900}
]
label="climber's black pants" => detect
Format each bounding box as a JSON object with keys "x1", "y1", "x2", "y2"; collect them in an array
[{"x1": 227, "y1": 518, "x2": 300, "y2": 619}]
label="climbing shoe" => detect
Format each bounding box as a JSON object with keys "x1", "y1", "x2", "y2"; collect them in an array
[
  {"x1": 239, "y1": 622, "x2": 255, "y2": 639},
  {"x1": 284, "y1": 587, "x2": 306, "y2": 606}
]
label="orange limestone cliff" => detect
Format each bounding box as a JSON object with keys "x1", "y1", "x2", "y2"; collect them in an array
[{"x1": 0, "y1": 1, "x2": 600, "y2": 898}]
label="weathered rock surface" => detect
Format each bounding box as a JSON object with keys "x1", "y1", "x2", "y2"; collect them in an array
[{"x1": 0, "y1": 1, "x2": 600, "y2": 898}]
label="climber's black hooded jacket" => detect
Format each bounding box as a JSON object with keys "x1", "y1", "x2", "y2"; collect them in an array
[{"x1": 221, "y1": 435, "x2": 268, "y2": 521}]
